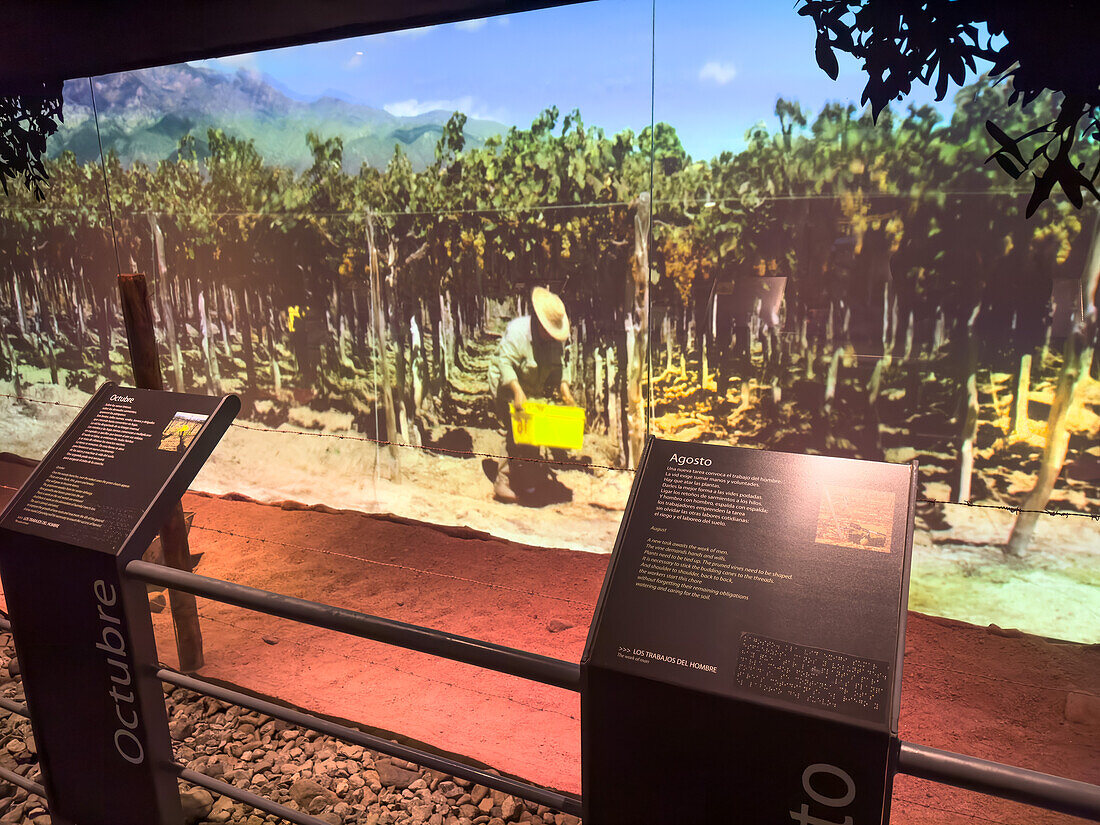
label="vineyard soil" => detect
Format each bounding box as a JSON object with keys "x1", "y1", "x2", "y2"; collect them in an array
[{"x1": 1, "y1": 362, "x2": 1096, "y2": 642}]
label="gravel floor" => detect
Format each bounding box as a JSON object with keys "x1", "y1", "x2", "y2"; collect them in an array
[{"x1": 0, "y1": 632, "x2": 579, "y2": 825}]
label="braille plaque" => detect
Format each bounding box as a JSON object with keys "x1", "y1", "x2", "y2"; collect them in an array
[{"x1": 734, "y1": 633, "x2": 890, "y2": 721}]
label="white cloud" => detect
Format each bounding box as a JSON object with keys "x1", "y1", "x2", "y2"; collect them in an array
[
  {"x1": 383, "y1": 96, "x2": 508, "y2": 123},
  {"x1": 384, "y1": 96, "x2": 477, "y2": 117},
  {"x1": 343, "y1": 51, "x2": 364, "y2": 70},
  {"x1": 454, "y1": 18, "x2": 488, "y2": 32},
  {"x1": 699, "y1": 60, "x2": 737, "y2": 85},
  {"x1": 191, "y1": 53, "x2": 259, "y2": 73}
]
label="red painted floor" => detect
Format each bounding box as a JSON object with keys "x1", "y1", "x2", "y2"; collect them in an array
[{"x1": 1, "y1": 457, "x2": 1096, "y2": 823}]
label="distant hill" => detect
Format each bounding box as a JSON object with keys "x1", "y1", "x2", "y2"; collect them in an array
[{"x1": 52, "y1": 64, "x2": 506, "y2": 173}]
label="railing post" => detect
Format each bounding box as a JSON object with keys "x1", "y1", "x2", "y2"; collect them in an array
[{"x1": 118, "y1": 272, "x2": 204, "y2": 672}]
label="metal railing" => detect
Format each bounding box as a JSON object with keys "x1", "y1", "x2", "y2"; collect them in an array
[
  {"x1": 0, "y1": 764, "x2": 44, "y2": 798},
  {"x1": 2, "y1": 563, "x2": 1098, "y2": 823},
  {"x1": 127, "y1": 560, "x2": 580, "y2": 692},
  {"x1": 124, "y1": 560, "x2": 1100, "y2": 822},
  {"x1": 897, "y1": 742, "x2": 1100, "y2": 820}
]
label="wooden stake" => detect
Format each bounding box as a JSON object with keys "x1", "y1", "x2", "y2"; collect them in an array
[
  {"x1": 148, "y1": 213, "x2": 185, "y2": 392},
  {"x1": 1010, "y1": 353, "x2": 1031, "y2": 435},
  {"x1": 119, "y1": 275, "x2": 163, "y2": 390},
  {"x1": 626, "y1": 192, "x2": 650, "y2": 469},
  {"x1": 366, "y1": 215, "x2": 400, "y2": 482},
  {"x1": 266, "y1": 294, "x2": 282, "y2": 395},
  {"x1": 1005, "y1": 334, "x2": 1092, "y2": 556},
  {"x1": 956, "y1": 308, "x2": 981, "y2": 504},
  {"x1": 118, "y1": 272, "x2": 205, "y2": 673},
  {"x1": 11, "y1": 273, "x2": 26, "y2": 338},
  {"x1": 1005, "y1": 211, "x2": 1099, "y2": 556}
]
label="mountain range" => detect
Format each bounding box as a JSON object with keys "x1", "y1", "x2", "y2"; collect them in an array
[{"x1": 51, "y1": 64, "x2": 507, "y2": 173}]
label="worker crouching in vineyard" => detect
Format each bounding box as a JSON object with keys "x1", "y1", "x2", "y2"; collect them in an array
[{"x1": 487, "y1": 287, "x2": 575, "y2": 503}]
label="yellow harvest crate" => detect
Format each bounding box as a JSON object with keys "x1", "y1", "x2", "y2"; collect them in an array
[{"x1": 510, "y1": 402, "x2": 585, "y2": 450}]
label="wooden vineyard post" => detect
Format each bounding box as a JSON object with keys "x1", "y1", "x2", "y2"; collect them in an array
[
  {"x1": 11, "y1": 273, "x2": 27, "y2": 337},
  {"x1": 626, "y1": 192, "x2": 651, "y2": 469},
  {"x1": 1004, "y1": 331, "x2": 1092, "y2": 556},
  {"x1": 198, "y1": 287, "x2": 221, "y2": 396},
  {"x1": 118, "y1": 272, "x2": 205, "y2": 672},
  {"x1": 1011, "y1": 353, "x2": 1031, "y2": 435},
  {"x1": 148, "y1": 213, "x2": 185, "y2": 392},
  {"x1": 956, "y1": 304, "x2": 981, "y2": 503},
  {"x1": 1005, "y1": 210, "x2": 1100, "y2": 556},
  {"x1": 366, "y1": 213, "x2": 401, "y2": 482}
]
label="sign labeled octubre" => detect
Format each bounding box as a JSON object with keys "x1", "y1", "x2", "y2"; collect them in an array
[{"x1": 0, "y1": 383, "x2": 239, "y2": 825}]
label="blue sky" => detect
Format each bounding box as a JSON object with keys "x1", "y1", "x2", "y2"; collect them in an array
[{"x1": 190, "y1": 0, "x2": 979, "y2": 161}]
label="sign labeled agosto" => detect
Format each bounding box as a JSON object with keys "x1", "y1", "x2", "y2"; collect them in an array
[{"x1": 582, "y1": 436, "x2": 917, "y2": 825}]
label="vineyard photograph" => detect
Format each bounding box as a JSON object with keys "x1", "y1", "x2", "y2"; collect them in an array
[
  {"x1": 0, "y1": 0, "x2": 1097, "y2": 651},
  {"x1": 0, "y1": 2, "x2": 1098, "y2": 816}
]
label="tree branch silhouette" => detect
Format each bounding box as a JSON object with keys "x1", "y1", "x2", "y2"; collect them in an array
[
  {"x1": 797, "y1": 0, "x2": 1100, "y2": 216},
  {"x1": 0, "y1": 80, "x2": 64, "y2": 201}
]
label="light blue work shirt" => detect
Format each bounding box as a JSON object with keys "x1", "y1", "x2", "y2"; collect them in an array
[{"x1": 488, "y1": 316, "x2": 568, "y2": 397}]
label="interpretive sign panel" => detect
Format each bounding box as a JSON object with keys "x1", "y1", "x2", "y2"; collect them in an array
[
  {"x1": 1, "y1": 383, "x2": 233, "y2": 557},
  {"x1": 0, "y1": 383, "x2": 239, "y2": 825},
  {"x1": 582, "y1": 437, "x2": 917, "y2": 824}
]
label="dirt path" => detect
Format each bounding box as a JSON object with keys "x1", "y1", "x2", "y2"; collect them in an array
[
  {"x1": 0, "y1": 377, "x2": 636, "y2": 555},
  {"x1": 3, "y1": 376, "x2": 1097, "y2": 643},
  {"x1": 0, "y1": 457, "x2": 1096, "y2": 824}
]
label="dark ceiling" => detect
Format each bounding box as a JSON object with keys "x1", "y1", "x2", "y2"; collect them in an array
[{"x1": 0, "y1": 0, "x2": 586, "y2": 94}]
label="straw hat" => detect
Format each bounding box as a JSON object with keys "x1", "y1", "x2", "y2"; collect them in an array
[{"x1": 531, "y1": 287, "x2": 569, "y2": 341}]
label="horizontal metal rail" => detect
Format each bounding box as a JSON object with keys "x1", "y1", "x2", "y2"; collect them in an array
[
  {"x1": 128, "y1": 561, "x2": 1099, "y2": 821},
  {"x1": 898, "y1": 741, "x2": 1100, "y2": 822},
  {"x1": 0, "y1": 764, "x2": 45, "y2": 797},
  {"x1": 160, "y1": 669, "x2": 583, "y2": 817},
  {"x1": 178, "y1": 766, "x2": 328, "y2": 825},
  {"x1": 0, "y1": 696, "x2": 27, "y2": 717},
  {"x1": 127, "y1": 560, "x2": 581, "y2": 691}
]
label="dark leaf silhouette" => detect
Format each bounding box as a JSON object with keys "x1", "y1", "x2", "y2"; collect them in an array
[
  {"x1": 934, "y1": 59, "x2": 951, "y2": 101},
  {"x1": 1025, "y1": 169, "x2": 1056, "y2": 217},
  {"x1": 0, "y1": 81, "x2": 64, "y2": 200},
  {"x1": 986, "y1": 120, "x2": 1025, "y2": 164},
  {"x1": 797, "y1": 0, "x2": 1100, "y2": 215},
  {"x1": 993, "y1": 153, "x2": 1023, "y2": 179},
  {"x1": 815, "y1": 37, "x2": 840, "y2": 80}
]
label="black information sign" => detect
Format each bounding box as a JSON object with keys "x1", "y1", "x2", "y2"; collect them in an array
[
  {"x1": 2, "y1": 383, "x2": 232, "y2": 557},
  {"x1": 0, "y1": 383, "x2": 240, "y2": 825},
  {"x1": 582, "y1": 437, "x2": 917, "y2": 825}
]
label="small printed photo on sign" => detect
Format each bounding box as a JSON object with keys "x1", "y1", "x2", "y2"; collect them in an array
[
  {"x1": 158, "y1": 412, "x2": 209, "y2": 452},
  {"x1": 814, "y1": 485, "x2": 894, "y2": 552}
]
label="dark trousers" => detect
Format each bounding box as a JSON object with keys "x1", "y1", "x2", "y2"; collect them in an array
[{"x1": 496, "y1": 391, "x2": 540, "y2": 492}]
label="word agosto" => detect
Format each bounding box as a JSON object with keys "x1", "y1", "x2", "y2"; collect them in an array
[{"x1": 668, "y1": 454, "x2": 712, "y2": 467}]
